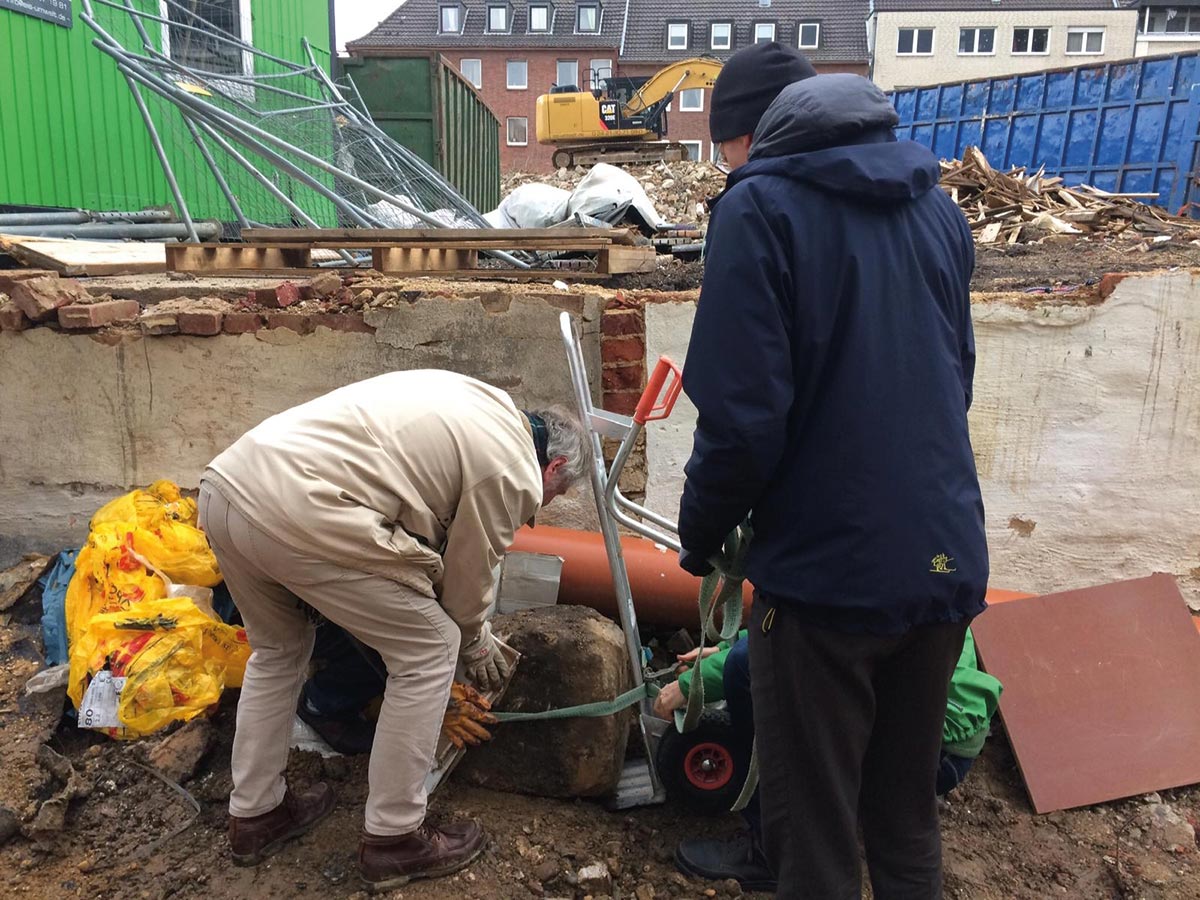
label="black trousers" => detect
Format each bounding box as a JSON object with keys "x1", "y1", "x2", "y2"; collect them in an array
[{"x1": 748, "y1": 597, "x2": 968, "y2": 900}]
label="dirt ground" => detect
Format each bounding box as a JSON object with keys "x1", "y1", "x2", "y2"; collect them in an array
[
  {"x1": 3, "y1": 580, "x2": 1199, "y2": 900},
  {"x1": 611, "y1": 235, "x2": 1200, "y2": 295}
]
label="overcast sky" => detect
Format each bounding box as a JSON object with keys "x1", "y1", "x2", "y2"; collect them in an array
[{"x1": 335, "y1": 0, "x2": 404, "y2": 52}]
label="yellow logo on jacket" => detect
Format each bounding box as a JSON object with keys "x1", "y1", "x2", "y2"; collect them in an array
[{"x1": 930, "y1": 554, "x2": 957, "y2": 574}]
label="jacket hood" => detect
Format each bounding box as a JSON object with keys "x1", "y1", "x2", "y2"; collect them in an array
[{"x1": 730, "y1": 74, "x2": 939, "y2": 206}]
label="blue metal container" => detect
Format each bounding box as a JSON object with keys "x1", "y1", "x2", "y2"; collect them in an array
[{"x1": 891, "y1": 53, "x2": 1200, "y2": 214}]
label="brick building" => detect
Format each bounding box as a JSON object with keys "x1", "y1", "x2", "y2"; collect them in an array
[{"x1": 346, "y1": 1, "x2": 871, "y2": 172}]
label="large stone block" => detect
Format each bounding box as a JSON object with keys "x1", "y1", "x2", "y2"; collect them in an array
[{"x1": 457, "y1": 606, "x2": 632, "y2": 798}]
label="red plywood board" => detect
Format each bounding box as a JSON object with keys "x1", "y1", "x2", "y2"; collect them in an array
[{"x1": 972, "y1": 574, "x2": 1200, "y2": 814}]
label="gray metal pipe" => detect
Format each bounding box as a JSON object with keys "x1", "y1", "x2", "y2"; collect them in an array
[
  {"x1": 0, "y1": 209, "x2": 176, "y2": 226},
  {"x1": 0, "y1": 222, "x2": 221, "y2": 239}
]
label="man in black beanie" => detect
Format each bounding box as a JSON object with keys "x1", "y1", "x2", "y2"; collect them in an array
[
  {"x1": 674, "y1": 40, "x2": 986, "y2": 900},
  {"x1": 708, "y1": 41, "x2": 816, "y2": 173}
]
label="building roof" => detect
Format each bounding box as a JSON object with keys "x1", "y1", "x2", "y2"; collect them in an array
[
  {"x1": 348, "y1": 0, "x2": 624, "y2": 50},
  {"x1": 348, "y1": 0, "x2": 871, "y2": 64},
  {"x1": 872, "y1": 1, "x2": 1130, "y2": 11},
  {"x1": 620, "y1": 1, "x2": 870, "y2": 64}
]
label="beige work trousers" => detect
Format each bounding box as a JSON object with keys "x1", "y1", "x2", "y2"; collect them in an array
[{"x1": 198, "y1": 481, "x2": 460, "y2": 836}]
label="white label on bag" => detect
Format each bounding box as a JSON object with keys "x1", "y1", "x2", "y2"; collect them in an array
[{"x1": 79, "y1": 671, "x2": 126, "y2": 730}]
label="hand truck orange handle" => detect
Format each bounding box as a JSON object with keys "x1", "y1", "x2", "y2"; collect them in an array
[{"x1": 634, "y1": 356, "x2": 683, "y2": 425}]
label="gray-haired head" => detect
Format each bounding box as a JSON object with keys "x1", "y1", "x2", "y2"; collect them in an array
[{"x1": 531, "y1": 404, "x2": 590, "y2": 492}]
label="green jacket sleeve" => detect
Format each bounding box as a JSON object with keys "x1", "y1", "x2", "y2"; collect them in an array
[
  {"x1": 676, "y1": 630, "x2": 748, "y2": 703},
  {"x1": 942, "y1": 629, "x2": 1003, "y2": 758}
]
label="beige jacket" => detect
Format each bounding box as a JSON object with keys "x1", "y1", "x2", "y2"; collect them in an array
[{"x1": 203, "y1": 370, "x2": 543, "y2": 641}]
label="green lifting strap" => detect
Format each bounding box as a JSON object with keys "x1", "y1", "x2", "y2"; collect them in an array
[{"x1": 491, "y1": 682, "x2": 657, "y2": 723}]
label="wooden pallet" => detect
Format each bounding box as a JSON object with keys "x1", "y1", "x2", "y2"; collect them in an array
[{"x1": 166, "y1": 227, "x2": 657, "y2": 276}]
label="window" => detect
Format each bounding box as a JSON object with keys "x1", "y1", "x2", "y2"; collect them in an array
[
  {"x1": 577, "y1": 3, "x2": 599, "y2": 33},
  {"x1": 897, "y1": 27, "x2": 934, "y2": 55},
  {"x1": 668, "y1": 22, "x2": 689, "y2": 50},
  {"x1": 679, "y1": 88, "x2": 703, "y2": 112},
  {"x1": 1142, "y1": 7, "x2": 1200, "y2": 34},
  {"x1": 1066, "y1": 28, "x2": 1104, "y2": 55},
  {"x1": 754, "y1": 23, "x2": 776, "y2": 44},
  {"x1": 487, "y1": 4, "x2": 509, "y2": 33},
  {"x1": 710, "y1": 23, "x2": 732, "y2": 50},
  {"x1": 460, "y1": 58, "x2": 482, "y2": 89},
  {"x1": 680, "y1": 141, "x2": 702, "y2": 162},
  {"x1": 798, "y1": 22, "x2": 819, "y2": 49},
  {"x1": 165, "y1": 0, "x2": 249, "y2": 75},
  {"x1": 439, "y1": 4, "x2": 461, "y2": 34},
  {"x1": 1012, "y1": 27, "x2": 1050, "y2": 55},
  {"x1": 590, "y1": 58, "x2": 612, "y2": 90},
  {"x1": 958, "y1": 27, "x2": 995, "y2": 55},
  {"x1": 529, "y1": 3, "x2": 550, "y2": 32},
  {"x1": 507, "y1": 59, "x2": 528, "y2": 89},
  {"x1": 507, "y1": 117, "x2": 528, "y2": 146},
  {"x1": 557, "y1": 59, "x2": 578, "y2": 88}
]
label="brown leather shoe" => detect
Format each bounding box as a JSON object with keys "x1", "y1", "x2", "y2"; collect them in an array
[
  {"x1": 228, "y1": 782, "x2": 336, "y2": 866},
  {"x1": 359, "y1": 820, "x2": 486, "y2": 891}
]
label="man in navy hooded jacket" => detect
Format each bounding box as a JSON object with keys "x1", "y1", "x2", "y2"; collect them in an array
[{"x1": 676, "y1": 48, "x2": 988, "y2": 900}]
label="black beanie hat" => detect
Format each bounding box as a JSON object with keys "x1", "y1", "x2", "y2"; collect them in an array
[{"x1": 709, "y1": 42, "x2": 818, "y2": 144}]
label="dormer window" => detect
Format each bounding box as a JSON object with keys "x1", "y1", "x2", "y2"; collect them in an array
[
  {"x1": 754, "y1": 22, "x2": 776, "y2": 44},
  {"x1": 577, "y1": 3, "x2": 600, "y2": 34},
  {"x1": 710, "y1": 22, "x2": 732, "y2": 51},
  {"x1": 798, "y1": 22, "x2": 819, "y2": 49},
  {"x1": 667, "y1": 22, "x2": 689, "y2": 51},
  {"x1": 529, "y1": 3, "x2": 551, "y2": 33},
  {"x1": 439, "y1": 4, "x2": 463, "y2": 34},
  {"x1": 487, "y1": 4, "x2": 511, "y2": 33}
]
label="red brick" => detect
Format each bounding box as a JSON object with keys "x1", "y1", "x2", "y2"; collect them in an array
[
  {"x1": 601, "y1": 309, "x2": 645, "y2": 337},
  {"x1": 223, "y1": 312, "x2": 263, "y2": 335},
  {"x1": 264, "y1": 312, "x2": 315, "y2": 334},
  {"x1": 308, "y1": 313, "x2": 375, "y2": 334},
  {"x1": 0, "y1": 300, "x2": 31, "y2": 332},
  {"x1": 601, "y1": 336, "x2": 645, "y2": 365},
  {"x1": 177, "y1": 310, "x2": 224, "y2": 336},
  {"x1": 8, "y1": 275, "x2": 90, "y2": 321},
  {"x1": 1097, "y1": 272, "x2": 1131, "y2": 301},
  {"x1": 602, "y1": 363, "x2": 645, "y2": 392},
  {"x1": 58, "y1": 299, "x2": 141, "y2": 330},
  {"x1": 0, "y1": 269, "x2": 57, "y2": 293},
  {"x1": 603, "y1": 391, "x2": 640, "y2": 416},
  {"x1": 254, "y1": 281, "x2": 301, "y2": 308}
]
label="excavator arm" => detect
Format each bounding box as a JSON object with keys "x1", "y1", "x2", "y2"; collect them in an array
[{"x1": 623, "y1": 57, "x2": 724, "y2": 115}]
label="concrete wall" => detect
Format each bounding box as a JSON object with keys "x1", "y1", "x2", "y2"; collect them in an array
[
  {"x1": 642, "y1": 271, "x2": 1200, "y2": 609},
  {"x1": 0, "y1": 291, "x2": 603, "y2": 564},
  {"x1": 1135, "y1": 36, "x2": 1200, "y2": 58},
  {"x1": 871, "y1": 10, "x2": 1139, "y2": 92}
]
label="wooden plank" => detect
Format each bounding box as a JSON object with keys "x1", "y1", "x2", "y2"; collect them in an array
[
  {"x1": 372, "y1": 247, "x2": 479, "y2": 273},
  {"x1": 165, "y1": 244, "x2": 311, "y2": 273},
  {"x1": 0, "y1": 233, "x2": 166, "y2": 276},
  {"x1": 242, "y1": 227, "x2": 637, "y2": 246},
  {"x1": 596, "y1": 245, "x2": 657, "y2": 275}
]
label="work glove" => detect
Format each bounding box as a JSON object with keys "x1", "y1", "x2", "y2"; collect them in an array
[
  {"x1": 442, "y1": 682, "x2": 499, "y2": 749},
  {"x1": 678, "y1": 548, "x2": 715, "y2": 577},
  {"x1": 460, "y1": 621, "x2": 511, "y2": 691}
]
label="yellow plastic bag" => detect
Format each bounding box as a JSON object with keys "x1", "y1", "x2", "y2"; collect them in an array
[{"x1": 64, "y1": 481, "x2": 249, "y2": 738}]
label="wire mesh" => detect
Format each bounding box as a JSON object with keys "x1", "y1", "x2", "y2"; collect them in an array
[{"x1": 80, "y1": 0, "x2": 492, "y2": 241}]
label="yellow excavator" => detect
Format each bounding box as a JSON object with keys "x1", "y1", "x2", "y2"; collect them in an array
[{"x1": 535, "y1": 57, "x2": 724, "y2": 168}]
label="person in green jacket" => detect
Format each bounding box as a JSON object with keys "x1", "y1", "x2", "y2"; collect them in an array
[{"x1": 655, "y1": 628, "x2": 1001, "y2": 892}]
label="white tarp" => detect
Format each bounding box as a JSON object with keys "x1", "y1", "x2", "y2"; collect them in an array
[{"x1": 486, "y1": 163, "x2": 667, "y2": 230}]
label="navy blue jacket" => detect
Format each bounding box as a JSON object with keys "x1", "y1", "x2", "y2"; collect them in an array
[{"x1": 678, "y1": 75, "x2": 988, "y2": 634}]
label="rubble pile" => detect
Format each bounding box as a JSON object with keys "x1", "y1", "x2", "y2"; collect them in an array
[
  {"x1": 504, "y1": 161, "x2": 724, "y2": 227},
  {"x1": 941, "y1": 146, "x2": 1200, "y2": 246}
]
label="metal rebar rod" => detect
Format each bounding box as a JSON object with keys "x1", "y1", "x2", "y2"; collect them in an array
[
  {"x1": 181, "y1": 116, "x2": 250, "y2": 231},
  {"x1": 0, "y1": 211, "x2": 90, "y2": 225}
]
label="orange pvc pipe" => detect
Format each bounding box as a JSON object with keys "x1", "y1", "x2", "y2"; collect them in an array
[{"x1": 509, "y1": 525, "x2": 1035, "y2": 628}]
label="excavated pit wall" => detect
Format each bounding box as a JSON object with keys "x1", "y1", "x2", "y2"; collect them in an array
[
  {"x1": 0, "y1": 280, "x2": 607, "y2": 564},
  {"x1": 641, "y1": 271, "x2": 1200, "y2": 610}
]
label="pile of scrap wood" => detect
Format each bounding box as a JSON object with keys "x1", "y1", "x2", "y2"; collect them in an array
[{"x1": 940, "y1": 147, "x2": 1200, "y2": 245}]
